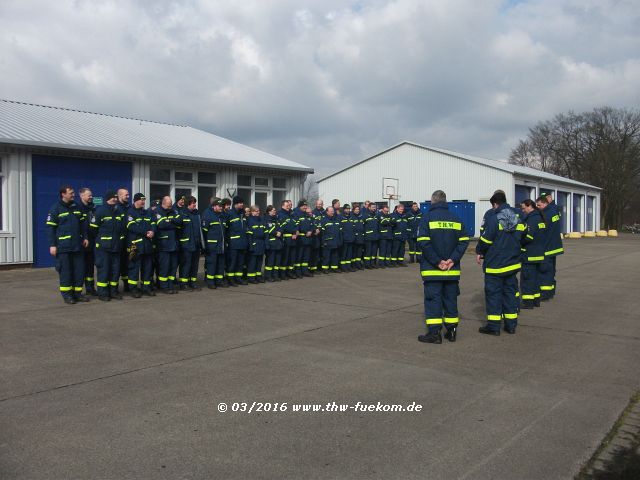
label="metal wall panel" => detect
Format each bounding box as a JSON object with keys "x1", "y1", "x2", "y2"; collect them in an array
[{"x1": 0, "y1": 151, "x2": 32, "y2": 264}]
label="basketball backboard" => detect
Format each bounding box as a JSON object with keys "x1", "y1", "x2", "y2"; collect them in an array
[{"x1": 382, "y1": 177, "x2": 399, "y2": 201}]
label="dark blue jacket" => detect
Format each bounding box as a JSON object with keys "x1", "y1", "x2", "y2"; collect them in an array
[
  {"x1": 247, "y1": 216, "x2": 267, "y2": 255},
  {"x1": 320, "y1": 215, "x2": 342, "y2": 249},
  {"x1": 201, "y1": 208, "x2": 226, "y2": 254},
  {"x1": 179, "y1": 208, "x2": 202, "y2": 252},
  {"x1": 277, "y1": 208, "x2": 297, "y2": 246},
  {"x1": 295, "y1": 208, "x2": 315, "y2": 246},
  {"x1": 542, "y1": 201, "x2": 564, "y2": 257},
  {"x1": 226, "y1": 208, "x2": 248, "y2": 250},
  {"x1": 352, "y1": 211, "x2": 364, "y2": 244},
  {"x1": 407, "y1": 207, "x2": 422, "y2": 239},
  {"x1": 416, "y1": 202, "x2": 469, "y2": 281},
  {"x1": 311, "y1": 208, "x2": 325, "y2": 248},
  {"x1": 91, "y1": 203, "x2": 125, "y2": 253},
  {"x1": 155, "y1": 206, "x2": 182, "y2": 252},
  {"x1": 521, "y1": 210, "x2": 547, "y2": 263},
  {"x1": 476, "y1": 203, "x2": 525, "y2": 276},
  {"x1": 78, "y1": 200, "x2": 96, "y2": 250},
  {"x1": 363, "y1": 209, "x2": 380, "y2": 241},
  {"x1": 377, "y1": 212, "x2": 393, "y2": 240},
  {"x1": 391, "y1": 211, "x2": 410, "y2": 241},
  {"x1": 339, "y1": 212, "x2": 355, "y2": 243},
  {"x1": 46, "y1": 200, "x2": 86, "y2": 253},
  {"x1": 126, "y1": 206, "x2": 156, "y2": 255},
  {"x1": 265, "y1": 214, "x2": 283, "y2": 251}
]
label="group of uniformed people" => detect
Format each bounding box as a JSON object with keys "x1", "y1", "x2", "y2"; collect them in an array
[
  {"x1": 46, "y1": 186, "x2": 425, "y2": 303},
  {"x1": 416, "y1": 188, "x2": 563, "y2": 344},
  {"x1": 47, "y1": 184, "x2": 563, "y2": 345}
]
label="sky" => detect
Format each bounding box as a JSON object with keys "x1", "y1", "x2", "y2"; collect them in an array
[{"x1": 1, "y1": 0, "x2": 639, "y2": 178}]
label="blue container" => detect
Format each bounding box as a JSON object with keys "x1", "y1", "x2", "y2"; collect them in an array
[{"x1": 420, "y1": 201, "x2": 475, "y2": 237}]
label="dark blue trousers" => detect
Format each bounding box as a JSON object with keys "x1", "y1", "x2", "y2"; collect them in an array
[
  {"x1": 83, "y1": 249, "x2": 95, "y2": 292},
  {"x1": 310, "y1": 246, "x2": 320, "y2": 272},
  {"x1": 484, "y1": 273, "x2": 519, "y2": 331},
  {"x1": 539, "y1": 256, "x2": 556, "y2": 298},
  {"x1": 56, "y1": 252, "x2": 85, "y2": 299},
  {"x1": 378, "y1": 239, "x2": 392, "y2": 266},
  {"x1": 158, "y1": 251, "x2": 178, "y2": 290},
  {"x1": 340, "y1": 242, "x2": 353, "y2": 270},
  {"x1": 247, "y1": 254, "x2": 263, "y2": 278},
  {"x1": 520, "y1": 263, "x2": 541, "y2": 303},
  {"x1": 179, "y1": 250, "x2": 200, "y2": 286},
  {"x1": 392, "y1": 239, "x2": 406, "y2": 264},
  {"x1": 128, "y1": 253, "x2": 153, "y2": 291},
  {"x1": 322, "y1": 247, "x2": 339, "y2": 271},
  {"x1": 364, "y1": 241, "x2": 378, "y2": 267},
  {"x1": 423, "y1": 280, "x2": 460, "y2": 334},
  {"x1": 205, "y1": 252, "x2": 225, "y2": 286},
  {"x1": 353, "y1": 242, "x2": 364, "y2": 268},
  {"x1": 227, "y1": 249, "x2": 246, "y2": 279},
  {"x1": 280, "y1": 243, "x2": 296, "y2": 277},
  {"x1": 297, "y1": 244, "x2": 311, "y2": 274},
  {"x1": 95, "y1": 249, "x2": 121, "y2": 297}
]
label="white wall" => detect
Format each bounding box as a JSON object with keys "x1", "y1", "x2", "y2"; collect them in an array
[
  {"x1": 318, "y1": 143, "x2": 513, "y2": 236},
  {"x1": 0, "y1": 151, "x2": 32, "y2": 264}
]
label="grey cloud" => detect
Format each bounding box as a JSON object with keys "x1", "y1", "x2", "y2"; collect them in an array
[{"x1": 0, "y1": 0, "x2": 638, "y2": 175}]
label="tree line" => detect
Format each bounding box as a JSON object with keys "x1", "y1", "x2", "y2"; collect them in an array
[{"x1": 509, "y1": 107, "x2": 640, "y2": 228}]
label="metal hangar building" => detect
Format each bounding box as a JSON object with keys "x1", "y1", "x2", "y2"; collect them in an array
[
  {"x1": 0, "y1": 99, "x2": 313, "y2": 268},
  {"x1": 317, "y1": 141, "x2": 601, "y2": 237}
]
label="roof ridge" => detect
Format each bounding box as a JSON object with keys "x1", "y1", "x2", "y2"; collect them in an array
[{"x1": 0, "y1": 98, "x2": 188, "y2": 128}]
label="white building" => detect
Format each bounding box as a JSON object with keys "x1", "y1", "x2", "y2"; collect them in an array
[
  {"x1": 318, "y1": 141, "x2": 601, "y2": 237},
  {"x1": 0, "y1": 99, "x2": 313, "y2": 267}
]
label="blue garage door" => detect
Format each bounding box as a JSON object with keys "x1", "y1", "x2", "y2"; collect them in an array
[
  {"x1": 33, "y1": 155, "x2": 132, "y2": 267},
  {"x1": 515, "y1": 185, "x2": 532, "y2": 204}
]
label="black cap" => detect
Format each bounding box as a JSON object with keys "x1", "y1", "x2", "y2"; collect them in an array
[
  {"x1": 105, "y1": 190, "x2": 117, "y2": 201},
  {"x1": 176, "y1": 194, "x2": 186, "y2": 203},
  {"x1": 133, "y1": 193, "x2": 146, "y2": 202},
  {"x1": 297, "y1": 200, "x2": 308, "y2": 207},
  {"x1": 343, "y1": 204, "x2": 351, "y2": 209},
  {"x1": 233, "y1": 196, "x2": 244, "y2": 205}
]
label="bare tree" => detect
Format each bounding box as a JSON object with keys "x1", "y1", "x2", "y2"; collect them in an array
[
  {"x1": 510, "y1": 107, "x2": 640, "y2": 228},
  {"x1": 301, "y1": 174, "x2": 319, "y2": 203}
]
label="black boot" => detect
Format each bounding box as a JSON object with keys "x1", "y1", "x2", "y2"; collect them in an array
[
  {"x1": 143, "y1": 289, "x2": 156, "y2": 296},
  {"x1": 478, "y1": 326, "x2": 500, "y2": 336},
  {"x1": 98, "y1": 295, "x2": 110, "y2": 301},
  {"x1": 534, "y1": 298, "x2": 541, "y2": 307},
  {"x1": 63, "y1": 296, "x2": 76, "y2": 305},
  {"x1": 444, "y1": 327, "x2": 457, "y2": 342},
  {"x1": 131, "y1": 288, "x2": 142, "y2": 298},
  {"x1": 521, "y1": 299, "x2": 535, "y2": 309},
  {"x1": 418, "y1": 332, "x2": 442, "y2": 344}
]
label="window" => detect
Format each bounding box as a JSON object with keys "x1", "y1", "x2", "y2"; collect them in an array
[
  {"x1": 237, "y1": 188, "x2": 252, "y2": 206},
  {"x1": 238, "y1": 174, "x2": 252, "y2": 187},
  {"x1": 197, "y1": 171, "x2": 217, "y2": 208},
  {"x1": 255, "y1": 177, "x2": 269, "y2": 187},
  {"x1": 273, "y1": 190, "x2": 286, "y2": 208},
  {"x1": 273, "y1": 177, "x2": 286, "y2": 189},
  {"x1": 255, "y1": 191, "x2": 268, "y2": 211},
  {"x1": 198, "y1": 172, "x2": 217, "y2": 185},
  {"x1": 150, "y1": 168, "x2": 170, "y2": 182},
  {"x1": 150, "y1": 183, "x2": 170, "y2": 204},
  {"x1": 175, "y1": 171, "x2": 193, "y2": 182}
]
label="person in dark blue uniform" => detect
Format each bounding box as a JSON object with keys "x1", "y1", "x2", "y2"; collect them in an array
[
  {"x1": 226, "y1": 196, "x2": 249, "y2": 285},
  {"x1": 294, "y1": 201, "x2": 314, "y2": 277},
  {"x1": 177, "y1": 196, "x2": 202, "y2": 291},
  {"x1": 116, "y1": 188, "x2": 131, "y2": 293},
  {"x1": 310, "y1": 200, "x2": 325, "y2": 273},
  {"x1": 406, "y1": 202, "x2": 422, "y2": 263},
  {"x1": 391, "y1": 203, "x2": 409, "y2": 266},
  {"x1": 519, "y1": 199, "x2": 547, "y2": 309},
  {"x1": 320, "y1": 206, "x2": 342, "y2": 272},
  {"x1": 416, "y1": 191, "x2": 469, "y2": 343},
  {"x1": 339, "y1": 204, "x2": 355, "y2": 272},
  {"x1": 278, "y1": 199, "x2": 298, "y2": 280},
  {"x1": 537, "y1": 192, "x2": 564, "y2": 300},
  {"x1": 202, "y1": 198, "x2": 227, "y2": 289},
  {"x1": 264, "y1": 205, "x2": 283, "y2": 282},
  {"x1": 246, "y1": 205, "x2": 267, "y2": 283},
  {"x1": 351, "y1": 204, "x2": 365, "y2": 270},
  {"x1": 154, "y1": 195, "x2": 183, "y2": 293},
  {"x1": 363, "y1": 203, "x2": 380, "y2": 268},
  {"x1": 126, "y1": 193, "x2": 156, "y2": 298},
  {"x1": 377, "y1": 204, "x2": 393, "y2": 267},
  {"x1": 46, "y1": 185, "x2": 89, "y2": 304},
  {"x1": 91, "y1": 190, "x2": 125, "y2": 301},
  {"x1": 476, "y1": 191, "x2": 526, "y2": 335},
  {"x1": 78, "y1": 187, "x2": 97, "y2": 295}
]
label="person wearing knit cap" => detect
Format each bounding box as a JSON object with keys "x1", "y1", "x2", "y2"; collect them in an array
[
  {"x1": 91, "y1": 189, "x2": 125, "y2": 300},
  {"x1": 225, "y1": 195, "x2": 248, "y2": 285},
  {"x1": 126, "y1": 193, "x2": 156, "y2": 298}
]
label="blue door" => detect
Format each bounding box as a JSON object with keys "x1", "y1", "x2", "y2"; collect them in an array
[
  {"x1": 32, "y1": 155, "x2": 132, "y2": 267},
  {"x1": 515, "y1": 185, "x2": 532, "y2": 204},
  {"x1": 556, "y1": 191, "x2": 569, "y2": 233},
  {"x1": 586, "y1": 196, "x2": 595, "y2": 231},
  {"x1": 573, "y1": 193, "x2": 584, "y2": 232}
]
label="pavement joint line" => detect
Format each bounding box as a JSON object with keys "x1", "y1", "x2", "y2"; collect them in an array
[
  {"x1": 0, "y1": 304, "x2": 411, "y2": 404},
  {"x1": 459, "y1": 396, "x2": 570, "y2": 480},
  {"x1": 557, "y1": 250, "x2": 640, "y2": 272},
  {"x1": 224, "y1": 288, "x2": 391, "y2": 310}
]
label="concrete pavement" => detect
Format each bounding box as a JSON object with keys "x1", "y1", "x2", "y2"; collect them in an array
[{"x1": 1, "y1": 236, "x2": 639, "y2": 479}]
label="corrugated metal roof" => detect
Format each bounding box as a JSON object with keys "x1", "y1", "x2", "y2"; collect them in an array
[
  {"x1": 0, "y1": 99, "x2": 313, "y2": 173},
  {"x1": 318, "y1": 141, "x2": 601, "y2": 190}
]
